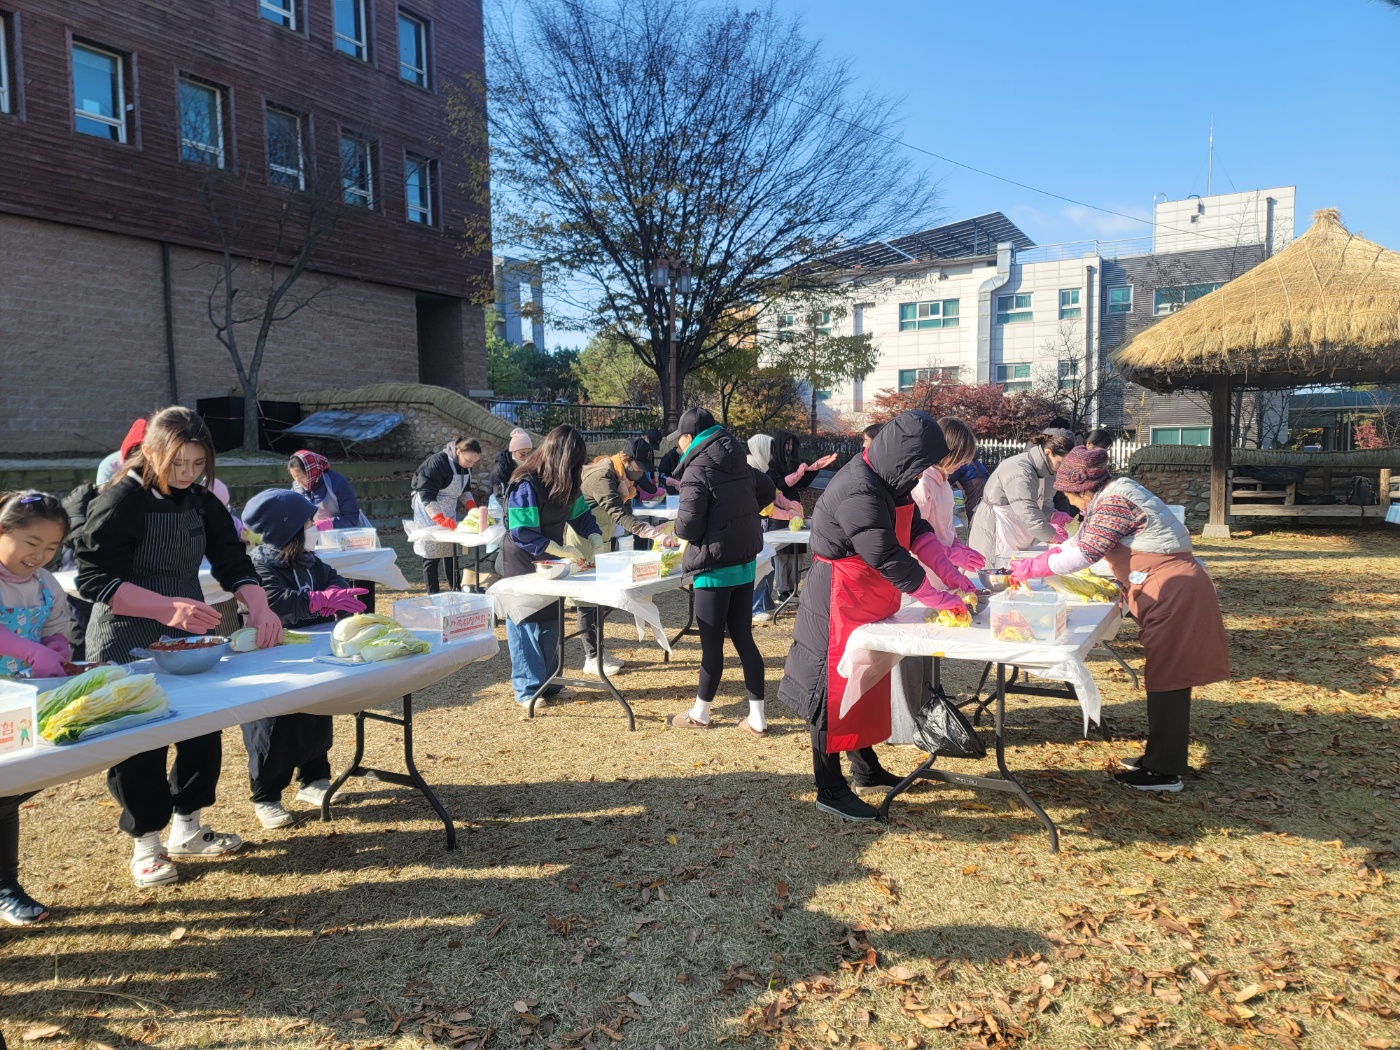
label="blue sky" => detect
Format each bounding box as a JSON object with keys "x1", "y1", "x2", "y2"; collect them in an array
[{"x1": 538, "y1": 0, "x2": 1399, "y2": 349}]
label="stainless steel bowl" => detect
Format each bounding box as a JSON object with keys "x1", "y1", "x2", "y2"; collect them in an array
[
  {"x1": 132, "y1": 637, "x2": 230, "y2": 675},
  {"x1": 980, "y1": 570, "x2": 1012, "y2": 593}
]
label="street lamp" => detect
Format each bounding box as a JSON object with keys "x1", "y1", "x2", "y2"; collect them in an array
[{"x1": 652, "y1": 256, "x2": 692, "y2": 431}]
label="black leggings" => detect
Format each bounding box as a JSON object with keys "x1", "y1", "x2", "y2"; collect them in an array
[
  {"x1": 422, "y1": 555, "x2": 459, "y2": 595},
  {"x1": 695, "y1": 581, "x2": 765, "y2": 703},
  {"x1": 0, "y1": 792, "x2": 35, "y2": 885},
  {"x1": 1142, "y1": 687, "x2": 1192, "y2": 775}
]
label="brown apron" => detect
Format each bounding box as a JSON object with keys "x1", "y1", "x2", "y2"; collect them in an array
[{"x1": 1103, "y1": 547, "x2": 1229, "y2": 692}]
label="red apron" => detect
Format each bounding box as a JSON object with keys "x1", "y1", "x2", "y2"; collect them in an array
[{"x1": 821, "y1": 502, "x2": 915, "y2": 753}]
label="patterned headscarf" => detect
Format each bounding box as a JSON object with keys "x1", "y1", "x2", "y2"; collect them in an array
[{"x1": 289, "y1": 450, "x2": 330, "y2": 492}]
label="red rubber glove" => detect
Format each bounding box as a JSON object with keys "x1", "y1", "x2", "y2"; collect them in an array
[
  {"x1": 314, "y1": 519, "x2": 335, "y2": 531},
  {"x1": 1010, "y1": 551, "x2": 1055, "y2": 584},
  {"x1": 912, "y1": 581, "x2": 965, "y2": 612},
  {"x1": 463, "y1": 496, "x2": 477, "y2": 511},
  {"x1": 911, "y1": 532, "x2": 975, "y2": 593},
  {"x1": 947, "y1": 541, "x2": 985, "y2": 572},
  {"x1": 0, "y1": 628, "x2": 67, "y2": 678},
  {"x1": 432, "y1": 513, "x2": 457, "y2": 530},
  {"x1": 42, "y1": 634, "x2": 73, "y2": 663}
]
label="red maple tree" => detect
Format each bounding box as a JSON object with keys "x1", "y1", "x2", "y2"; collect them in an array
[{"x1": 868, "y1": 380, "x2": 1065, "y2": 440}]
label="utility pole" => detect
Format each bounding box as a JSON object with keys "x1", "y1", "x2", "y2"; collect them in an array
[{"x1": 651, "y1": 257, "x2": 693, "y2": 430}]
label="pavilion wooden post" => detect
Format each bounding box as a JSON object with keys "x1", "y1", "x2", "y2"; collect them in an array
[{"x1": 1203, "y1": 375, "x2": 1233, "y2": 539}]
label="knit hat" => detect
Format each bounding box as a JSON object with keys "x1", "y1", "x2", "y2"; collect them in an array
[
  {"x1": 243, "y1": 488, "x2": 317, "y2": 549},
  {"x1": 508, "y1": 428, "x2": 533, "y2": 453},
  {"x1": 1054, "y1": 446, "x2": 1111, "y2": 493}
]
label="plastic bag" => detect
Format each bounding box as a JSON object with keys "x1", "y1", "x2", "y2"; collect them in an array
[{"x1": 914, "y1": 685, "x2": 986, "y2": 759}]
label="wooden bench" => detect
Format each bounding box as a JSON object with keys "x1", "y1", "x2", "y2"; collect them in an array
[{"x1": 1229, "y1": 477, "x2": 1296, "y2": 505}]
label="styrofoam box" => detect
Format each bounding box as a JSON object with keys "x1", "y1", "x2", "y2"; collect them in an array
[
  {"x1": 989, "y1": 590, "x2": 1067, "y2": 644},
  {"x1": 318, "y1": 527, "x2": 379, "y2": 551},
  {"x1": 1386, "y1": 504, "x2": 1400, "y2": 525},
  {"x1": 595, "y1": 550, "x2": 664, "y2": 584},
  {"x1": 0, "y1": 679, "x2": 39, "y2": 756},
  {"x1": 392, "y1": 593, "x2": 495, "y2": 643}
]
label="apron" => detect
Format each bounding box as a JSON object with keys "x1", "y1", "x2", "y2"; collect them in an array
[
  {"x1": 87, "y1": 500, "x2": 209, "y2": 663},
  {"x1": 1103, "y1": 546, "x2": 1230, "y2": 692},
  {"x1": 412, "y1": 470, "x2": 471, "y2": 559},
  {"x1": 0, "y1": 578, "x2": 56, "y2": 677},
  {"x1": 821, "y1": 503, "x2": 914, "y2": 753},
  {"x1": 991, "y1": 504, "x2": 1039, "y2": 565}
]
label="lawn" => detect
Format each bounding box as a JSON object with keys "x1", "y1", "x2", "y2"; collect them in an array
[{"x1": 1, "y1": 529, "x2": 1397, "y2": 1049}]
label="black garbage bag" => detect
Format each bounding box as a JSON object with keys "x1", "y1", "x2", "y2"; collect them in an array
[{"x1": 914, "y1": 685, "x2": 986, "y2": 759}]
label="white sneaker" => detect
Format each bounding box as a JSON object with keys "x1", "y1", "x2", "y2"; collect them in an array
[
  {"x1": 753, "y1": 611, "x2": 773, "y2": 624},
  {"x1": 166, "y1": 825, "x2": 244, "y2": 857},
  {"x1": 254, "y1": 801, "x2": 295, "y2": 829},
  {"x1": 296, "y1": 780, "x2": 331, "y2": 808},
  {"x1": 582, "y1": 655, "x2": 624, "y2": 676}
]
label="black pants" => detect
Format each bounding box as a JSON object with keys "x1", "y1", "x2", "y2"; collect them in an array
[
  {"x1": 695, "y1": 581, "x2": 765, "y2": 703},
  {"x1": 578, "y1": 606, "x2": 609, "y2": 660},
  {"x1": 1142, "y1": 687, "x2": 1192, "y2": 775},
  {"x1": 809, "y1": 714, "x2": 885, "y2": 794},
  {"x1": 422, "y1": 555, "x2": 460, "y2": 595},
  {"x1": 247, "y1": 714, "x2": 334, "y2": 803},
  {"x1": 106, "y1": 732, "x2": 223, "y2": 837},
  {"x1": 0, "y1": 793, "x2": 35, "y2": 885}
]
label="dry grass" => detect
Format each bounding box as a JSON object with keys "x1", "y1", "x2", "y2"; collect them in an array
[{"x1": 2, "y1": 529, "x2": 1398, "y2": 1050}]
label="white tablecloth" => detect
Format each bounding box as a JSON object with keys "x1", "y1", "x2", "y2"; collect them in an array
[
  {"x1": 0, "y1": 629, "x2": 498, "y2": 796},
  {"x1": 403, "y1": 522, "x2": 506, "y2": 550},
  {"x1": 766, "y1": 528, "x2": 810, "y2": 549},
  {"x1": 838, "y1": 600, "x2": 1122, "y2": 735},
  {"x1": 488, "y1": 545, "x2": 776, "y2": 652},
  {"x1": 632, "y1": 500, "x2": 679, "y2": 521},
  {"x1": 54, "y1": 547, "x2": 411, "y2": 605}
]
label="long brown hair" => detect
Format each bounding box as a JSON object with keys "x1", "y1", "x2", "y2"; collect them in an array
[
  {"x1": 937, "y1": 416, "x2": 977, "y2": 470},
  {"x1": 511, "y1": 424, "x2": 587, "y2": 507},
  {"x1": 124, "y1": 407, "x2": 218, "y2": 495}
]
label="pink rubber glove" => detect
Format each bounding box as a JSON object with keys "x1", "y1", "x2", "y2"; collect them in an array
[
  {"x1": 42, "y1": 634, "x2": 73, "y2": 663},
  {"x1": 1050, "y1": 511, "x2": 1072, "y2": 528},
  {"x1": 110, "y1": 583, "x2": 221, "y2": 634},
  {"x1": 947, "y1": 541, "x2": 985, "y2": 572},
  {"x1": 315, "y1": 518, "x2": 335, "y2": 531},
  {"x1": 784, "y1": 464, "x2": 808, "y2": 488},
  {"x1": 1009, "y1": 552, "x2": 1055, "y2": 584},
  {"x1": 0, "y1": 628, "x2": 67, "y2": 678},
  {"x1": 912, "y1": 580, "x2": 965, "y2": 612},
  {"x1": 664, "y1": 476, "x2": 681, "y2": 491},
  {"x1": 911, "y1": 533, "x2": 975, "y2": 593},
  {"x1": 309, "y1": 587, "x2": 369, "y2": 616}
]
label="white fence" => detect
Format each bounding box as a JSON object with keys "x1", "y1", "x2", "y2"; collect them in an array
[{"x1": 978, "y1": 438, "x2": 1142, "y2": 471}]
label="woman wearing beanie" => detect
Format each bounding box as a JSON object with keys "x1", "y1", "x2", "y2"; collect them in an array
[
  {"x1": 1010, "y1": 447, "x2": 1229, "y2": 792},
  {"x1": 491, "y1": 430, "x2": 534, "y2": 505}
]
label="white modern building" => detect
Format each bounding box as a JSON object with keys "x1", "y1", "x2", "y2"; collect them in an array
[{"x1": 770, "y1": 188, "x2": 1295, "y2": 444}]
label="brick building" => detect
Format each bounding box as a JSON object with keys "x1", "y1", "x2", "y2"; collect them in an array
[{"x1": 0, "y1": 0, "x2": 489, "y2": 453}]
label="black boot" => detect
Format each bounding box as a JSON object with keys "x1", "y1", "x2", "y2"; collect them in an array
[
  {"x1": 850, "y1": 767, "x2": 904, "y2": 797},
  {"x1": 815, "y1": 787, "x2": 878, "y2": 823}
]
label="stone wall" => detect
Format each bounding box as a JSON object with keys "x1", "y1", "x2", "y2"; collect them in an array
[{"x1": 1127, "y1": 464, "x2": 1213, "y2": 526}]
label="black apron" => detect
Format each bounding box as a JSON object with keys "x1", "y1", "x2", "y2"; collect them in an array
[{"x1": 86, "y1": 497, "x2": 209, "y2": 663}]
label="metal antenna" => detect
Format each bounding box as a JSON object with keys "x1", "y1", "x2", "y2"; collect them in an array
[{"x1": 1207, "y1": 116, "x2": 1214, "y2": 197}]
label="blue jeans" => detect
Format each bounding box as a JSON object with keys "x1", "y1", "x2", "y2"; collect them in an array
[
  {"x1": 752, "y1": 571, "x2": 775, "y2": 614},
  {"x1": 506, "y1": 615, "x2": 561, "y2": 705}
]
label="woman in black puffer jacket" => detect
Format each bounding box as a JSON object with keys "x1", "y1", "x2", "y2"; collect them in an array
[{"x1": 667, "y1": 408, "x2": 777, "y2": 736}]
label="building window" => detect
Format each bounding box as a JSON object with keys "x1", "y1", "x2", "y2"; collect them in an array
[
  {"x1": 341, "y1": 135, "x2": 374, "y2": 208},
  {"x1": 404, "y1": 153, "x2": 433, "y2": 224},
  {"x1": 1058, "y1": 288, "x2": 1081, "y2": 320},
  {"x1": 898, "y1": 366, "x2": 960, "y2": 391},
  {"x1": 778, "y1": 311, "x2": 830, "y2": 339},
  {"x1": 1153, "y1": 281, "x2": 1224, "y2": 316},
  {"x1": 1107, "y1": 286, "x2": 1133, "y2": 314},
  {"x1": 0, "y1": 15, "x2": 11, "y2": 115},
  {"x1": 334, "y1": 0, "x2": 369, "y2": 59},
  {"x1": 995, "y1": 293, "x2": 1032, "y2": 325},
  {"x1": 260, "y1": 0, "x2": 297, "y2": 29},
  {"x1": 178, "y1": 77, "x2": 225, "y2": 167},
  {"x1": 1058, "y1": 359, "x2": 1080, "y2": 391},
  {"x1": 398, "y1": 10, "x2": 428, "y2": 86},
  {"x1": 266, "y1": 106, "x2": 305, "y2": 189},
  {"x1": 72, "y1": 43, "x2": 126, "y2": 142},
  {"x1": 1151, "y1": 426, "x2": 1210, "y2": 446},
  {"x1": 898, "y1": 299, "x2": 960, "y2": 331},
  {"x1": 995, "y1": 362, "x2": 1032, "y2": 393}
]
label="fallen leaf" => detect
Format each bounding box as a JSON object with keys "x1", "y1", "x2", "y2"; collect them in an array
[
  {"x1": 169, "y1": 926, "x2": 187, "y2": 941},
  {"x1": 513, "y1": 1000, "x2": 530, "y2": 1013},
  {"x1": 1234, "y1": 983, "x2": 1261, "y2": 1004},
  {"x1": 628, "y1": 991, "x2": 652, "y2": 1007},
  {"x1": 21, "y1": 1027, "x2": 64, "y2": 1042},
  {"x1": 666, "y1": 834, "x2": 678, "y2": 845},
  {"x1": 775, "y1": 881, "x2": 789, "y2": 898}
]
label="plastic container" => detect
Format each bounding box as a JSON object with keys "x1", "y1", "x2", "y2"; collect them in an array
[
  {"x1": 665, "y1": 495, "x2": 680, "y2": 513},
  {"x1": 0, "y1": 679, "x2": 38, "y2": 756},
  {"x1": 989, "y1": 591, "x2": 1066, "y2": 644},
  {"x1": 595, "y1": 550, "x2": 663, "y2": 584},
  {"x1": 393, "y1": 593, "x2": 495, "y2": 643},
  {"x1": 318, "y1": 527, "x2": 379, "y2": 551}
]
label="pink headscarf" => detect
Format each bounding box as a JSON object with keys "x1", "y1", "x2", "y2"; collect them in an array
[{"x1": 911, "y1": 466, "x2": 957, "y2": 546}]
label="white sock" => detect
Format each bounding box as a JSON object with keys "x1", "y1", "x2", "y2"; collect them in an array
[
  {"x1": 132, "y1": 831, "x2": 162, "y2": 861},
  {"x1": 747, "y1": 699, "x2": 767, "y2": 732},
  {"x1": 170, "y1": 810, "x2": 202, "y2": 844},
  {"x1": 687, "y1": 699, "x2": 712, "y2": 725}
]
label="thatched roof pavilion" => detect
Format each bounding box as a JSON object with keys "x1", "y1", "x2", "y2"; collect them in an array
[{"x1": 1109, "y1": 209, "x2": 1400, "y2": 535}]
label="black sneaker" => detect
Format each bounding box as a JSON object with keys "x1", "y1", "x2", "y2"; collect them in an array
[
  {"x1": 850, "y1": 768, "x2": 904, "y2": 797},
  {"x1": 1114, "y1": 768, "x2": 1183, "y2": 792},
  {"x1": 815, "y1": 788, "x2": 879, "y2": 823},
  {"x1": 0, "y1": 882, "x2": 49, "y2": 926},
  {"x1": 1117, "y1": 755, "x2": 1144, "y2": 771}
]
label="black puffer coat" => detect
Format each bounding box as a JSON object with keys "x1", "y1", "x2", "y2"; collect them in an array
[
  {"x1": 674, "y1": 427, "x2": 777, "y2": 576},
  {"x1": 777, "y1": 411, "x2": 949, "y2": 723}
]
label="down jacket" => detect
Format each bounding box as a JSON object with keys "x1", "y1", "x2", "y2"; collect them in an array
[
  {"x1": 581, "y1": 457, "x2": 651, "y2": 540},
  {"x1": 674, "y1": 426, "x2": 776, "y2": 577},
  {"x1": 777, "y1": 411, "x2": 948, "y2": 724},
  {"x1": 967, "y1": 445, "x2": 1058, "y2": 563}
]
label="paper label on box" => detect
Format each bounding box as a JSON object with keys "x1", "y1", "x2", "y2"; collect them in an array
[
  {"x1": 0, "y1": 705, "x2": 35, "y2": 755},
  {"x1": 343, "y1": 535, "x2": 376, "y2": 550},
  {"x1": 441, "y1": 609, "x2": 493, "y2": 641},
  {"x1": 630, "y1": 560, "x2": 661, "y2": 583}
]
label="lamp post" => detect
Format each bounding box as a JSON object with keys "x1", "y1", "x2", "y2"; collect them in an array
[{"x1": 651, "y1": 257, "x2": 692, "y2": 431}]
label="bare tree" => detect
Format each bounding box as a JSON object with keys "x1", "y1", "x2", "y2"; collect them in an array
[
  {"x1": 1035, "y1": 320, "x2": 1119, "y2": 433},
  {"x1": 477, "y1": 0, "x2": 937, "y2": 430},
  {"x1": 189, "y1": 100, "x2": 347, "y2": 448}
]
